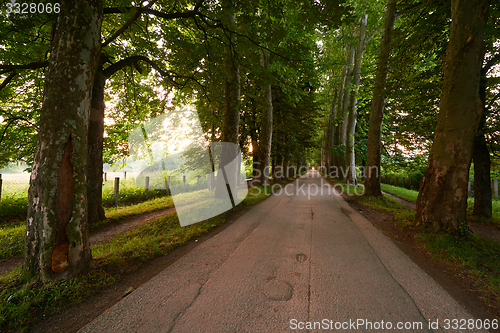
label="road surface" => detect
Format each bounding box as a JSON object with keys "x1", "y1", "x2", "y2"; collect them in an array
[{"x1": 79, "y1": 170, "x2": 484, "y2": 332}]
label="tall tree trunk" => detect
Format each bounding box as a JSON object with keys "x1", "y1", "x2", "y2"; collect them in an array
[
  {"x1": 472, "y1": 70, "x2": 492, "y2": 218},
  {"x1": 473, "y1": 133, "x2": 492, "y2": 218},
  {"x1": 333, "y1": 63, "x2": 347, "y2": 175},
  {"x1": 256, "y1": 49, "x2": 273, "y2": 185},
  {"x1": 215, "y1": 0, "x2": 240, "y2": 198},
  {"x1": 346, "y1": 14, "x2": 368, "y2": 184},
  {"x1": 283, "y1": 156, "x2": 289, "y2": 179},
  {"x1": 328, "y1": 86, "x2": 338, "y2": 174},
  {"x1": 339, "y1": 45, "x2": 356, "y2": 179},
  {"x1": 88, "y1": 67, "x2": 106, "y2": 225},
  {"x1": 25, "y1": 0, "x2": 102, "y2": 281},
  {"x1": 364, "y1": 0, "x2": 397, "y2": 196},
  {"x1": 252, "y1": 136, "x2": 259, "y2": 178},
  {"x1": 415, "y1": 0, "x2": 488, "y2": 232}
]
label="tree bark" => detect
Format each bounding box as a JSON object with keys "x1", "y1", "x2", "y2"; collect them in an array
[
  {"x1": 333, "y1": 63, "x2": 347, "y2": 176},
  {"x1": 415, "y1": 0, "x2": 488, "y2": 232},
  {"x1": 256, "y1": 49, "x2": 273, "y2": 185},
  {"x1": 25, "y1": 0, "x2": 102, "y2": 281},
  {"x1": 215, "y1": 0, "x2": 240, "y2": 198},
  {"x1": 338, "y1": 45, "x2": 356, "y2": 179},
  {"x1": 328, "y1": 86, "x2": 337, "y2": 174},
  {"x1": 252, "y1": 137, "x2": 259, "y2": 178},
  {"x1": 88, "y1": 68, "x2": 106, "y2": 225},
  {"x1": 346, "y1": 14, "x2": 368, "y2": 184},
  {"x1": 472, "y1": 66, "x2": 492, "y2": 218},
  {"x1": 364, "y1": 0, "x2": 397, "y2": 196},
  {"x1": 472, "y1": 133, "x2": 492, "y2": 218}
]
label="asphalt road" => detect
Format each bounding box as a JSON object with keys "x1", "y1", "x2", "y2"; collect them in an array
[{"x1": 79, "y1": 170, "x2": 484, "y2": 333}]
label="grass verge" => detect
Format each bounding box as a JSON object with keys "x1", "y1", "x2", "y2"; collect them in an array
[
  {"x1": 0, "y1": 189, "x2": 216, "y2": 260},
  {"x1": 0, "y1": 185, "x2": 273, "y2": 332},
  {"x1": 354, "y1": 194, "x2": 500, "y2": 312},
  {"x1": 380, "y1": 183, "x2": 419, "y2": 203},
  {"x1": 380, "y1": 183, "x2": 500, "y2": 227}
]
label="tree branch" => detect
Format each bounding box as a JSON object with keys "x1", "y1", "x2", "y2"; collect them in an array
[
  {"x1": 0, "y1": 72, "x2": 18, "y2": 91},
  {"x1": 102, "y1": 0, "x2": 204, "y2": 48},
  {"x1": 0, "y1": 117, "x2": 35, "y2": 146},
  {"x1": 0, "y1": 61, "x2": 48, "y2": 74},
  {"x1": 487, "y1": 90, "x2": 500, "y2": 110},
  {"x1": 102, "y1": 55, "x2": 206, "y2": 92},
  {"x1": 102, "y1": 0, "x2": 159, "y2": 48},
  {"x1": 363, "y1": 24, "x2": 382, "y2": 49},
  {"x1": 482, "y1": 53, "x2": 500, "y2": 76}
]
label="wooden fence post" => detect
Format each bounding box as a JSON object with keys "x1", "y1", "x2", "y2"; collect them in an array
[
  {"x1": 104, "y1": 172, "x2": 107, "y2": 182},
  {"x1": 494, "y1": 179, "x2": 498, "y2": 199},
  {"x1": 124, "y1": 171, "x2": 127, "y2": 180},
  {"x1": 114, "y1": 177, "x2": 120, "y2": 205},
  {"x1": 183, "y1": 175, "x2": 186, "y2": 192},
  {"x1": 145, "y1": 176, "x2": 150, "y2": 199}
]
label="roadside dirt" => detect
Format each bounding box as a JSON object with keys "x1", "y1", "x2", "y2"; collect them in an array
[
  {"x1": 342, "y1": 193, "x2": 500, "y2": 328},
  {"x1": 29, "y1": 201, "x2": 255, "y2": 333},
  {"x1": 0, "y1": 207, "x2": 178, "y2": 276}
]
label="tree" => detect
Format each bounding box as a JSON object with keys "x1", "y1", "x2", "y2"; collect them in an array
[
  {"x1": 364, "y1": 0, "x2": 397, "y2": 196},
  {"x1": 215, "y1": 0, "x2": 241, "y2": 199},
  {"x1": 255, "y1": 48, "x2": 273, "y2": 185},
  {"x1": 338, "y1": 43, "x2": 355, "y2": 178},
  {"x1": 24, "y1": 0, "x2": 103, "y2": 281},
  {"x1": 345, "y1": 14, "x2": 368, "y2": 184},
  {"x1": 415, "y1": 0, "x2": 489, "y2": 232}
]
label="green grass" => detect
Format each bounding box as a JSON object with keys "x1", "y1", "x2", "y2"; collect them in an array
[
  {"x1": 380, "y1": 183, "x2": 419, "y2": 203},
  {"x1": 243, "y1": 185, "x2": 273, "y2": 205},
  {"x1": 0, "y1": 177, "x2": 172, "y2": 226},
  {"x1": 0, "y1": 181, "x2": 29, "y2": 224},
  {"x1": 417, "y1": 232, "x2": 500, "y2": 306},
  {"x1": 0, "y1": 224, "x2": 24, "y2": 259},
  {"x1": 380, "y1": 183, "x2": 500, "y2": 227},
  {"x1": 101, "y1": 178, "x2": 169, "y2": 207},
  {"x1": 354, "y1": 194, "x2": 500, "y2": 310},
  {"x1": 0, "y1": 184, "x2": 273, "y2": 332}
]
